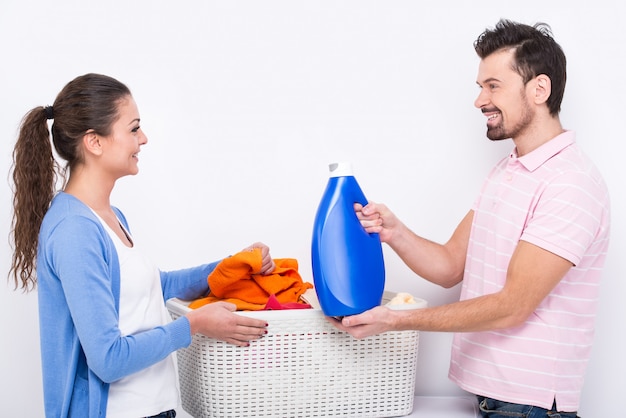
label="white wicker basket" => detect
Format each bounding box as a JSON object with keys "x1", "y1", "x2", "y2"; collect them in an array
[{"x1": 166, "y1": 291, "x2": 426, "y2": 418}]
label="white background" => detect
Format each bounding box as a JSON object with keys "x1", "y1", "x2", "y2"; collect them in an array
[{"x1": 1, "y1": 1, "x2": 624, "y2": 416}]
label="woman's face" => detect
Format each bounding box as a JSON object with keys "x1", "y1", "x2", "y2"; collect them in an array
[{"x1": 99, "y1": 96, "x2": 148, "y2": 179}]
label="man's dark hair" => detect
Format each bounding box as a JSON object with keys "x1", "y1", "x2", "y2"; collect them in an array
[{"x1": 474, "y1": 19, "x2": 566, "y2": 116}]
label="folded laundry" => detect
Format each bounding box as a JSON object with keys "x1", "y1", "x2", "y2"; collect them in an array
[{"x1": 188, "y1": 248, "x2": 313, "y2": 311}]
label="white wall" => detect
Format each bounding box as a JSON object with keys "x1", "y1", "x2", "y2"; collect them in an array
[{"x1": 1, "y1": 1, "x2": 624, "y2": 416}]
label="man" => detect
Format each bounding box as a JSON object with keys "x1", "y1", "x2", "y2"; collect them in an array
[{"x1": 330, "y1": 19, "x2": 610, "y2": 417}]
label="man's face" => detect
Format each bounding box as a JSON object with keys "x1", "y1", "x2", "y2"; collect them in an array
[{"x1": 474, "y1": 49, "x2": 535, "y2": 141}]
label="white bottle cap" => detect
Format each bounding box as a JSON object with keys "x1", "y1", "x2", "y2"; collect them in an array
[{"x1": 328, "y1": 162, "x2": 354, "y2": 178}]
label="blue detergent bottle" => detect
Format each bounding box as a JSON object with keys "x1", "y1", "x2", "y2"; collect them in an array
[{"x1": 311, "y1": 162, "x2": 385, "y2": 317}]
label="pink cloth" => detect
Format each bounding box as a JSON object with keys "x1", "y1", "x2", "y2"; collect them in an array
[
  {"x1": 448, "y1": 131, "x2": 610, "y2": 411},
  {"x1": 264, "y1": 294, "x2": 311, "y2": 310}
]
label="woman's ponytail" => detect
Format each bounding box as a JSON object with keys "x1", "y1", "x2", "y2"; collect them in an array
[{"x1": 9, "y1": 106, "x2": 59, "y2": 290}]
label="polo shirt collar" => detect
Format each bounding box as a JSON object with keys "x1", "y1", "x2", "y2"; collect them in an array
[{"x1": 512, "y1": 130, "x2": 575, "y2": 172}]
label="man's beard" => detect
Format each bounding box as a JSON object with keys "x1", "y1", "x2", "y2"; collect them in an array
[{"x1": 486, "y1": 97, "x2": 534, "y2": 142}]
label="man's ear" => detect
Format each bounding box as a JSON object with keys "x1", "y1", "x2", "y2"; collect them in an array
[
  {"x1": 533, "y1": 74, "x2": 552, "y2": 106},
  {"x1": 82, "y1": 130, "x2": 102, "y2": 156}
]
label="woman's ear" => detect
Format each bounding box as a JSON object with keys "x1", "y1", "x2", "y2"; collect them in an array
[
  {"x1": 533, "y1": 74, "x2": 552, "y2": 106},
  {"x1": 82, "y1": 130, "x2": 103, "y2": 156}
]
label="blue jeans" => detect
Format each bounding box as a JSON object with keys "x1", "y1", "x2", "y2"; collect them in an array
[
  {"x1": 145, "y1": 410, "x2": 176, "y2": 418},
  {"x1": 478, "y1": 396, "x2": 579, "y2": 418}
]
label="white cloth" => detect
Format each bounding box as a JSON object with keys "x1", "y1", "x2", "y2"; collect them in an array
[{"x1": 92, "y1": 214, "x2": 180, "y2": 418}]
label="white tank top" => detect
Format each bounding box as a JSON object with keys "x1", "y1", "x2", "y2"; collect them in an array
[{"x1": 92, "y1": 213, "x2": 180, "y2": 417}]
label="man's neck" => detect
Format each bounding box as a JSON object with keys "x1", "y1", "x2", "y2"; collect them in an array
[{"x1": 513, "y1": 117, "x2": 564, "y2": 157}]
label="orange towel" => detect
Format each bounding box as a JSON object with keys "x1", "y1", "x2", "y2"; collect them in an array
[{"x1": 188, "y1": 248, "x2": 313, "y2": 311}]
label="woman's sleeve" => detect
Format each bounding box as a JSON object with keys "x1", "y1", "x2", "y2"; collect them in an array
[{"x1": 160, "y1": 262, "x2": 220, "y2": 301}]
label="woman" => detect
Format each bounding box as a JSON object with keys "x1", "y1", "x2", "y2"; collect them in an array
[{"x1": 9, "y1": 73, "x2": 275, "y2": 418}]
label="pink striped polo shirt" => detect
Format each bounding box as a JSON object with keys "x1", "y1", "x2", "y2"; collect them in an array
[{"x1": 448, "y1": 130, "x2": 610, "y2": 411}]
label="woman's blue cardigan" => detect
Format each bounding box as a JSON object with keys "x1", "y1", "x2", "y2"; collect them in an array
[{"x1": 37, "y1": 192, "x2": 217, "y2": 417}]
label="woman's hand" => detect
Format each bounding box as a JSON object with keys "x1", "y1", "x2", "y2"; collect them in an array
[
  {"x1": 243, "y1": 242, "x2": 276, "y2": 275},
  {"x1": 186, "y1": 302, "x2": 267, "y2": 346}
]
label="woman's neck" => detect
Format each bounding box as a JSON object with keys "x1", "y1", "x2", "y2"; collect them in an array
[{"x1": 64, "y1": 169, "x2": 115, "y2": 213}]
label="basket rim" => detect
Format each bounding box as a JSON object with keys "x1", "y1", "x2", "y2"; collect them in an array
[{"x1": 166, "y1": 290, "x2": 427, "y2": 320}]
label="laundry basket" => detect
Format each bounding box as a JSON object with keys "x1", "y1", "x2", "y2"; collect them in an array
[{"x1": 166, "y1": 291, "x2": 426, "y2": 418}]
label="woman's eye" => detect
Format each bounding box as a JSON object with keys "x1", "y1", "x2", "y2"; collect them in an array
[{"x1": 131, "y1": 126, "x2": 140, "y2": 133}]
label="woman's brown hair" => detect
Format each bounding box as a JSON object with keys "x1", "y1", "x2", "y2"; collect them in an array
[{"x1": 9, "y1": 73, "x2": 131, "y2": 291}]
